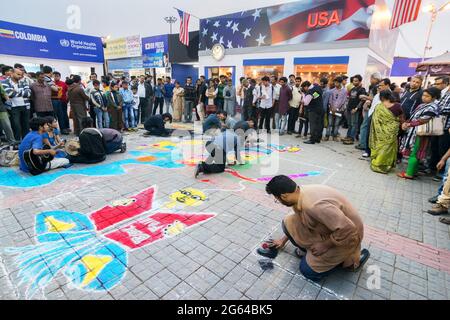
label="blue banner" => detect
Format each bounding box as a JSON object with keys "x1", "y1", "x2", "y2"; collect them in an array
[
  {"x1": 0, "y1": 20, "x2": 104, "y2": 63},
  {"x1": 142, "y1": 35, "x2": 169, "y2": 68}
]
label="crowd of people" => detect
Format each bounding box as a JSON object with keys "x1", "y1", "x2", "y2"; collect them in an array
[{"x1": 1, "y1": 62, "x2": 450, "y2": 224}]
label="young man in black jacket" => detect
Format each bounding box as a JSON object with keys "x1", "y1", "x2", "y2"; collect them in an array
[
  {"x1": 144, "y1": 113, "x2": 173, "y2": 137},
  {"x1": 183, "y1": 77, "x2": 196, "y2": 123}
]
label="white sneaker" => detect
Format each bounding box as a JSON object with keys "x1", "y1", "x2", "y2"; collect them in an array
[{"x1": 362, "y1": 152, "x2": 369, "y2": 158}]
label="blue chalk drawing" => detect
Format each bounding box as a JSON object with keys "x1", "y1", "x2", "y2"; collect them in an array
[
  {"x1": 3, "y1": 211, "x2": 128, "y2": 299},
  {"x1": 0, "y1": 151, "x2": 184, "y2": 188}
]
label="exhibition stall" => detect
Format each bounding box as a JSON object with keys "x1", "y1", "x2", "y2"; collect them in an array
[{"x1": 198, "y1": 0, "x2": 398, "y2": 86}]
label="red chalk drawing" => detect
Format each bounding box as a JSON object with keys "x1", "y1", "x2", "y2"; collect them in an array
[
  {"x1": 104, "y1": 212, "x2": 215, "y2": 250},
  {"x1": 89, "y1": 187, "x2": 156, "y2": 231}
]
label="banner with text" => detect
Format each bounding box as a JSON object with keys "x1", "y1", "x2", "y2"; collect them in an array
[{"x1": 0, "y1": 20, "x2": 104, "y2": 63}]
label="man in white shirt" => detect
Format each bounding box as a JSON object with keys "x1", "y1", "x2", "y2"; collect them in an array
[
  {"x1": 258, "y1": 76, "x2": 274, "y2": 133},
  {"x1": 271, "y1": 76, "x2": 282, "y2": 131}
]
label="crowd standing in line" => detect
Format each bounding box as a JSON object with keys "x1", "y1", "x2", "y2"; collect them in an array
[{"x1": 0, "y1": 62, "x2": 449, "y2": 225}]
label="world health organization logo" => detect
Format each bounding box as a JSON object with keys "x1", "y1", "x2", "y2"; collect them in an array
[{"x1": 60, "y1": 39, "x2": 70, "y2": 47}]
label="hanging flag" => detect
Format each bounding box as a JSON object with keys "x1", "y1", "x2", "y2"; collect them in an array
[
  {"x1": 389, "y1": 0, "x2": 422, "y2": 29},
  {"x1": 177, "y1": 9, "x2": 191, "y2": 46}
]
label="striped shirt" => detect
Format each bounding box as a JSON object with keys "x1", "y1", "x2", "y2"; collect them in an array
[{"x1": 1, "y1": 77, "x2": 31, "y2": 109}]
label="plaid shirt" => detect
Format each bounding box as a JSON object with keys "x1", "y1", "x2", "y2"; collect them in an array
[{"x1": 439, "y1": 90, "x2": 450, "y2": 130}]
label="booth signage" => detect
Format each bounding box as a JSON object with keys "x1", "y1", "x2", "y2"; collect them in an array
[
  {"x1": 142, "y1": 35, "x2": 169, "y2": 68},
  {"x1": 0, "y1": 20, "x2": 104, "y2": 63},
  {"x1": 105, "y1": 35, "x2": 142, "y2": 60}
]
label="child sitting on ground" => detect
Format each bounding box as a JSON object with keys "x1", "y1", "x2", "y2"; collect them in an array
[{"x1": 42, "y1": 116, "x2": 67, "y2": 158}]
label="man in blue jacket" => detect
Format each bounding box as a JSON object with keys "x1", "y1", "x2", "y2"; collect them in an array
[{"x1": 164, "y1": 76, "x2": 175, "y2": 114}]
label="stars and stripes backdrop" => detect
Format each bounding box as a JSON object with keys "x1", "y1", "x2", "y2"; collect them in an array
[
  {"x1": 177, "y1": 9, "x2": 191, "y2": 46},
  {"x1": 199, "y1": 0, "x2": 376, "y2": 51},
  {"x1": 389, "y1": 0, "x2": 422, "y2": 29}
]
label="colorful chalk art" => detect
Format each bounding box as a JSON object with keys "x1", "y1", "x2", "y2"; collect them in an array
[{"x1": 2, "y1": 187, "x2": 216, "y2": 299}]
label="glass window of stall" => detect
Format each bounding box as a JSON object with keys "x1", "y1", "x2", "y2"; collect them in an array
[{"x1": 294, "y1": 56, "x2": 349, "y2": 83}]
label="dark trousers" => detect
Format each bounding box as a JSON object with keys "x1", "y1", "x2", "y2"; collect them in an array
[
  {"x1": 288, "y1": 107, "x2": 299, "y2": 133},
  {"x1": 430, "y1": 132, "x2": 450, "y2": 172},
  {"x1": 201, "y1": 141, "x2": 227, "y2": 174},
  {"x1": 365, "y1": 115, "x2": 373, "y2": 155},
  {"x1": 298, "y1": 115, "x2": 309, "y2": 136},
  {"x1": 88, "y1": 104, "x2": 97, "y2": 128},
  {"x1": 308, "y1": 111, "x2": 324, "y2": 142},
  {"x1": 138, "y1": 97, "x2": 150, "y2": 124},
  {"x1": 36, "y1": 111, "x2": 55, "y2": 118},
  {"x1": 105, "y1": 138, "x2": 123, "y2": 154},
  {"x1": 72, "y1": 104, "x2": 88, "y2": 136},
  {"x1": 52, "y1": 100, "x2": 69, "y2": 131},
  {"x1": 281, "y1": 221, "x2": 338, "y2": 282},
  {"x1": 215, "y1": 98, "x2": 224, "y2": 112},
  {"x1": 153, "y1": 97, "x2": 164, "y2": 115},
  {"x1": 108, "y1": 107, "x2": 123, "y2": 131},
  {"x1": 259, "y1": 107, "x2": 272, "y2": 132},
  {"x1": 9, "y1": 106, "x2": 30, "y2": 141}
]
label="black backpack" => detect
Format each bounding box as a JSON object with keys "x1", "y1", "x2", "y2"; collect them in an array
[{"x1": 79, "y1": 128, "x2": 106, "y2": 161}]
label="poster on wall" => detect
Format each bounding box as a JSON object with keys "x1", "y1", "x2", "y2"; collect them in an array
[
  {"x1": 199, "y1": 0, "x2": 375, "y2": 50},
  {"x1": 142, "y1": 35, "x2": 169, "y2": 68},
  {"x1": 104, "y1": 35, "x2": 142, "y2": 60},
  {"x1": 0, "y1": 20, "x2": 104, "y2": 63}
]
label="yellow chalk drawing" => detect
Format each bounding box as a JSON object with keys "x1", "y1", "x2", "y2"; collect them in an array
[
  {"x1": 45, "y1": 217, "x2": 76, "y2": 233},
  {"x1": 164, "y1": 221, "x2": 185, "y2": 237},
  {"x1": 152, "y1": 141, "x2": 177, "y2": 151},
  {"x1": 80, "y1": 255, "x2": 113, "y2": 287},
  {"x1": 166, "y1": 188, "x2": 206, "y2": 208},
  {"x1": 111, "y1": 198, "x2": 136, "y2": 207},
  {"x1": 287, "y1": 147, "x2": 301, "y2": 153},
  {"x1": 181, "y1": 139, "x2": 203, "y2": 146}
]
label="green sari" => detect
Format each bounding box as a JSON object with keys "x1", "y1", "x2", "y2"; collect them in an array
[{"x1": 369, "y1": 103, "x2": 400, "y2": 174}]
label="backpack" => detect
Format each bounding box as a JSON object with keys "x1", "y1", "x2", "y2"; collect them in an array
[{"x1": 0, "y1": 149, "x2": 19, "y2": 167}]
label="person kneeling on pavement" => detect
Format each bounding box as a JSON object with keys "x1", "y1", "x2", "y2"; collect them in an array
[
  {"x1": 261, "y1": 176, "x2": 370, "y2": 282},
  {"x1": 19, "y1": 117, "x2": 70, "y2": 175},
  {"x1": 81, "y1": 117, "x2": 126, "y2": 154},
  {"x1": 144, "y1": 113, "x2": 172, "y2": 137},
  {"x1": 66, "y1": 119, "x2": 108, "y2": 164},
  {"x1": 195, "y1": 129, "x2": 244, "y2": 177}
]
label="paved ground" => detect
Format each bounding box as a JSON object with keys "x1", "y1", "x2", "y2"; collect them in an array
[{"x1": 1, "y1": 124, "x2": 449, "y2": 300}]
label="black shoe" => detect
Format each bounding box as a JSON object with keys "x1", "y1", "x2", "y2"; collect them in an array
[
  {"x1": 428, "y1": 195, "x2": 438, "y2": 204},
  {"x1": 120, "y1": 143, "x2": 127, "y2": 153},
  {"x1": 287, "y1": 131, "x2": 293, "y2": 135},
  {"x1": 194, "y1": 163, "x2": 202, "y2": 179},
  {"x1": 256, "y1": 247, "x2": 278, "y2": 259},
  {"x1": 304, "y1": 140, "x2": 315, "y2": 145}
]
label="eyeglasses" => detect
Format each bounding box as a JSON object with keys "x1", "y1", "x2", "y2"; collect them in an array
[{"x1": 274, "y1": 198, "x2": 280, "y2": 204}]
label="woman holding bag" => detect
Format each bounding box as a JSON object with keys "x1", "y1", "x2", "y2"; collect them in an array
[{"x1": 398, "y1": 87, "x2": 441, "y2": 179}]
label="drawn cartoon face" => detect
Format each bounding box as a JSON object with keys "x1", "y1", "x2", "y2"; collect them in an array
[
  {"x1": 111, "y1": 198, "x2": 136, "y2": 207},
  {"x1": 163, "y1": 221, "x2": 186, "y2": 237},
  {"x1": 169, "y1": 189, "x2": 206, "y2": 207}
]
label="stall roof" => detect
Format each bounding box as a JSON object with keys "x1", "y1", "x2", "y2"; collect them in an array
[{"x1": 416, "y1": 52, "x2": 450, "y2": 75}]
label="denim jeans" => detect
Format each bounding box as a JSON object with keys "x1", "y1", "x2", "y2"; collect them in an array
[
  {"x1": 122, "y1": 103, "x2": 136, "y2": 129},
  {"x1": 347, "y1": 110, "x2": 360, "y2": 140},
  {"x1": 0, "y1": 111, "x2": 15, "y2": 143},
  {"x1": 94, "y1": 107, "x2": 110, "y2": 129},
  {"x1": 278, "y1": 113, "x2": 288, "y2": 134},
  {"x1": 164, "y1": 97, "x2": 172, "y2": 114},
  {"x1": 326, "y1": 113, "x2": 340, "y2": 137},
  {"x1": 437, "y1": 158, "x2": 450, "y2": 197},
  {"x1": 358, "y1": 110, "x2": 370, "y2": 148},
  {"x1": 52, "y1": 100, "x2": 69, "y2": 131}
]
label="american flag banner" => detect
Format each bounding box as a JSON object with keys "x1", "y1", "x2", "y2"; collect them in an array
[
  {"x1": 199, "y1": 0, "x2": 376, "y2": 51},
  {"x1": 389, "y1": 0, "x2": 422, "y2": 29},
  {"x1": 177, "y1": 9, "x2": 191, "y2": 46}
]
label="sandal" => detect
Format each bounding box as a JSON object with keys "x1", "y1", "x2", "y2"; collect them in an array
[
  {"x1": 397, "y1": 172, "x2": 414, "y2": 180},
  {"x1": 343, "y1": 249, "x2": 370, "y2": 272},
  {"x1": 439, "y1": 217, "x2": 450, "y2": 225}
]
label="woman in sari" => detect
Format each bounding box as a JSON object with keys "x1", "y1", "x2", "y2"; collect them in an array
[
  {"x1": 369, "y1": 90, "x2": 404, "y2": 174},
  {"x1": 397, "y1": 87, "x2": 441, "y2": 179}
]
